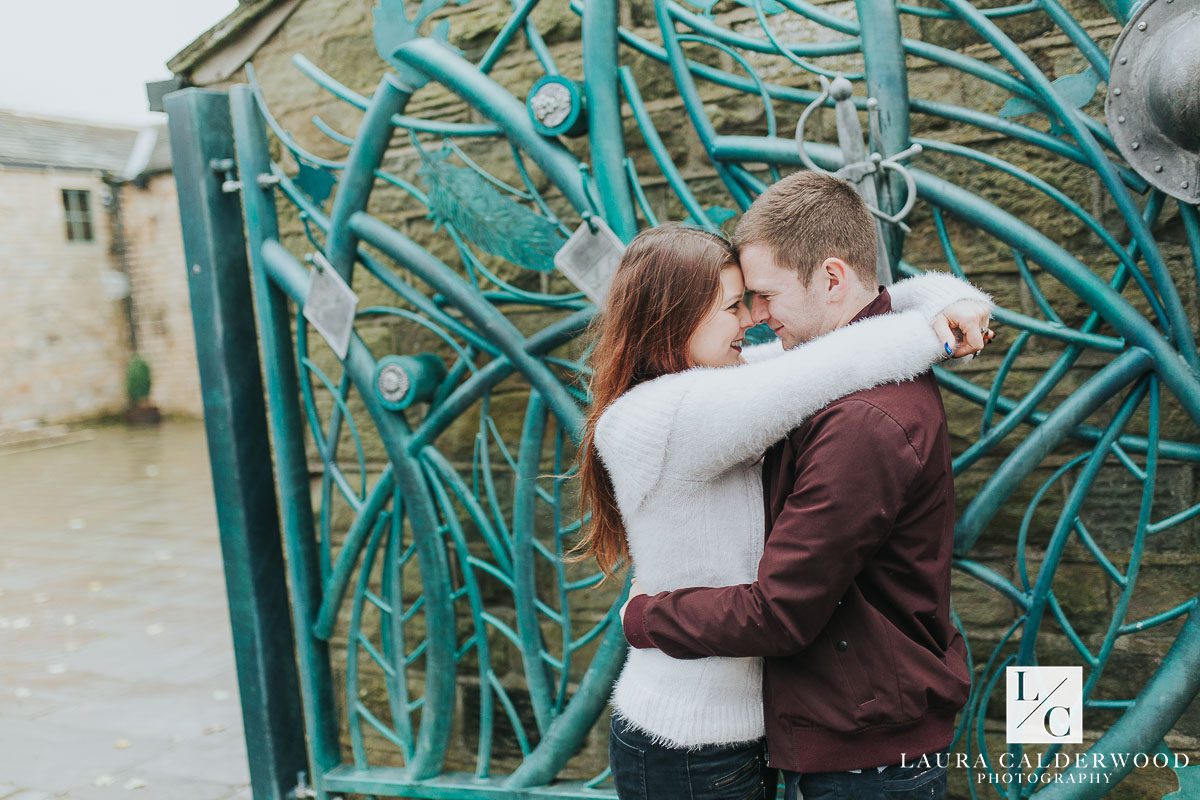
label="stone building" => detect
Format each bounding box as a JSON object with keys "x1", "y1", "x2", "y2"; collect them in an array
[
  {"x1": 164, "y1": 1, "x2": 1198, "y2": 797},
  {"x1": 0, "y1": 110, "x2": 202, "y2": 428}
]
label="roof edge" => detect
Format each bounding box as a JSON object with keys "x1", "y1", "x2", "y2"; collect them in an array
[
  {"x1": 167, "y1": 0, "x2": 288, "y2": 77},
  {"x1": 0, "y1": 107, "x2": 146, "y2": 131}
]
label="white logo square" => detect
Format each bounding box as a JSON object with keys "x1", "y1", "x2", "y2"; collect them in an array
[{"x1": 1006, "y1": 666, "x2": 1082, "y2": 743}]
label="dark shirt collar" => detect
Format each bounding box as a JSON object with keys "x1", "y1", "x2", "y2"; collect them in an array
[{"x1": 848, "y1": 287, "x2": 892, "y2": 324}]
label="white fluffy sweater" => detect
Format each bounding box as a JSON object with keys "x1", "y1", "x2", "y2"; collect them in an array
[{"x1": 596, "y1": 273, "x2": 991, "y2": 749}]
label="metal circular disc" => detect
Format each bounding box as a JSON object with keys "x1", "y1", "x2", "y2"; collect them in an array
[
  {"x1": 1106, "y1": 0, "x2": 1200, "y2": 202},
  {"x1": 526, "y1": 75, "x2": 586, "y2": 138},
  {"x1": 374, "y1": 356, "x2": 412, "y2": 410}
]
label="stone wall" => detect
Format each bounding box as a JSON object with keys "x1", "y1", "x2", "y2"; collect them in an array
[
  {"x1": 0, "y1": 166, "x2": 200, "y2": 424},
  {"x1": 121, "y1": 173, "x2": 202, "y2": 417},
  {"x1": 186, "y1": 0, "x2": 1199, "y2": 796},
  {"x1": 0, "y1": 167, "x2": 130, "y2": 425}
]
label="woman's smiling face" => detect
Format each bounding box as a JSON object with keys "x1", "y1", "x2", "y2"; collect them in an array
[{"x1": 686, "y1": 266, "x2": 754, "y2": 368}]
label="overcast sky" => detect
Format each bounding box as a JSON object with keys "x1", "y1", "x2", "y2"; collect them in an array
[{"x1": 0, "y1": 0, "x2": 239, "y2": 126}]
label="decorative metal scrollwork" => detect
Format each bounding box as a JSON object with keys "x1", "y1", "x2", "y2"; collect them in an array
[
  {"x1": 794, "y1": 73, "x2": 923, "y2": 230},
  {"x1": 171, "y1": 0, "x2": 1200, "y2": 796}
]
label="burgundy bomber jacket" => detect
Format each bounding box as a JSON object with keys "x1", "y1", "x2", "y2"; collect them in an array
[{"x1": 621, "y1": 290, "x2": 972, "y2": 774}]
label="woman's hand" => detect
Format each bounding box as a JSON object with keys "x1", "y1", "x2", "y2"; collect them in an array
[{"x1": 933, "y1": 300, "x2": 995, "y2": 358}]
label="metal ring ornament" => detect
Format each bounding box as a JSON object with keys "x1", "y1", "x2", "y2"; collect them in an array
[
  {"x1": 793, "y1": 75, "x2": 833, "y2": 175},
  {"x1": 854, "y1": 153, "x2": 922, "y2": 229},
  {"x1": 795, "y1": 75, "x2": 923, "y2": 230}
]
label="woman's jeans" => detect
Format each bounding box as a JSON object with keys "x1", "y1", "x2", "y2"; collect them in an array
[{"x1": 609, "y1": 714, "x2": 779, "y2": 800}]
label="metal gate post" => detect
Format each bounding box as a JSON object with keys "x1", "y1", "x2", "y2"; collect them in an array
[
  {"x1": 855, "y1": 0, "x2": 912, "y2": 281},
  {"x1": 228, "y1": 83, "x2": 342, "y2": 796},
  {"x1": 164, "y1": 88, "x2": 308, "y2": 800}
]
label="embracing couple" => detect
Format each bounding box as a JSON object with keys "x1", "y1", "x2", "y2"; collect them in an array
[{"x1": 569, "y1": 171, "x2": 993, "y2": 800}]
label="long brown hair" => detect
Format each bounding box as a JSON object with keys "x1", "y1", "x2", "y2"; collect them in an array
[{"x1": 564, "y1": 224, "x2": 738, "y2": 581}]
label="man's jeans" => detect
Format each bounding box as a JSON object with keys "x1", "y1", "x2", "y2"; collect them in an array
[
  {"x1": 782, "y1": 749, "x2": 949, "y2": 800},
  {"x1": 609, "y1": 713, "x2": 778, "y2": 800}
]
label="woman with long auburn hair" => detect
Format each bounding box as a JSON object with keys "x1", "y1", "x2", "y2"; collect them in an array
[{"x1": 565, "y1": 223, "x2": 991, "y2": 800}]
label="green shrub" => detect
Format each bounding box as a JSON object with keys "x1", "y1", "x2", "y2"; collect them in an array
[{"x1": 126, "y1": 356, "x2": 152, "y2": 405}]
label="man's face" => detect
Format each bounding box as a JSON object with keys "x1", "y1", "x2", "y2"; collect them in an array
[{"x1": 739, "y1": 243, "x2": 828, "y2": 349}]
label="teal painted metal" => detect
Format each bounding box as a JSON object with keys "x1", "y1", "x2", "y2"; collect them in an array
[
  {"x1": 853, "y1": 0, "x2": 910, "y2": 272},
  {"x1": 375, "y1": 354, "x2": 447, "y2": 410},
  {"x1": 227, "y1": 84, "x2": 343, "y2": 795},
  {"x1": 165, "y1": 1, "x2": 1200, "y2": 798},
  {"x1": 163, "y1": 88, "x2": 309, "y2": 800},
  {"x1": 582, "y1": 0, "x2": 637, "y2": 241}
]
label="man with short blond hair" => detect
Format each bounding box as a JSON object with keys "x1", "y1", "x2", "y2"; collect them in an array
[
  {"x1": 622, "y1": 170, "x2": 991, "y2": 800},
  {"x1": 732, "y1": 169, "x2": 879, "y2": 289}
]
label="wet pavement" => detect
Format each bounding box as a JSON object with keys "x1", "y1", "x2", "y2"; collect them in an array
[{"x1": 0, "y1": 422, "x2": 252, "y2": 800}]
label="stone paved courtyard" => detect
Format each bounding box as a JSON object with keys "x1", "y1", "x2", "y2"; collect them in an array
[{"x1": 0, "y1": 422, "x2": 252, "y2": 800}]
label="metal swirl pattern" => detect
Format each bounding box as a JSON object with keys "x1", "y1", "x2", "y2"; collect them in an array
[{"x1": 174, "y1": 1, "x2": 1200, "y2": 797}]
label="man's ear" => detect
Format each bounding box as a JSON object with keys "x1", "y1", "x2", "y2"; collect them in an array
[{"x1": 819, "y1": 257, "x2": 851, "y2": 299}]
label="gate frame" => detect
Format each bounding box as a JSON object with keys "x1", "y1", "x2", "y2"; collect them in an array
[{"x1": 165, "y1": 87, "x2": 310, "y2": 800}]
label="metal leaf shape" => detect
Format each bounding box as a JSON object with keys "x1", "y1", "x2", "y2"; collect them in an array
[
  {"x1": 1164, "y1": 765, "x2": 1200, "y2": 800},
  {"x1": 418, "y1": 150, "x2": 565, "y2": 272},
  {"x1": 295, "y1": 161, "x2": 337, "y2": 207},
  {"x1": 1000, "y1": 66, "x2": 1101, "y2": 118},
  {"x1": 373, "y1": 0, "x2": 463, "y2": 88}
]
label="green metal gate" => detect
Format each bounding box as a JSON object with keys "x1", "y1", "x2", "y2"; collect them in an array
[{"x1": 165, "y1": 0, "x2": 1200, "y2": 798}]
